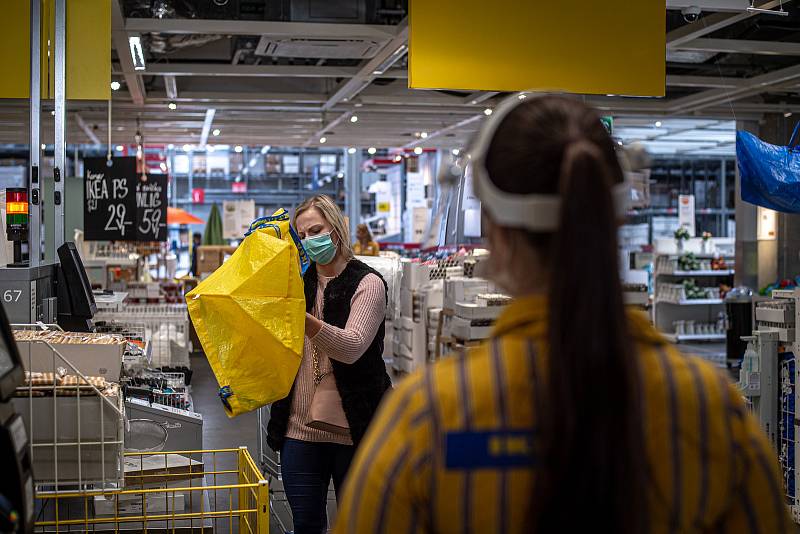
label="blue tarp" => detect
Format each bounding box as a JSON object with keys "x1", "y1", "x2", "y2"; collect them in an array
[{"x1": 737, "y1": 126, "x2": 800, "y2": 213}]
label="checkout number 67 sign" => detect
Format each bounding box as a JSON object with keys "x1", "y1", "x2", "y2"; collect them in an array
[{"x1": 83, "y1": 157, "x2": 168, "y2": 242}]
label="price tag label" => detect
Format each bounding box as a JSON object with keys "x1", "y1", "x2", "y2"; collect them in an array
[{"x1": 84, "y1": 158, "x2": 167, "y2": 242}]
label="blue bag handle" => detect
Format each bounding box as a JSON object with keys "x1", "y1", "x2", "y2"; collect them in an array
[
  {"x1": 789, "y1": 122, "x2": 800, "y2": 152},
  {"x1": 244, "y1": 209, "x2": 310, "y2": 275}
]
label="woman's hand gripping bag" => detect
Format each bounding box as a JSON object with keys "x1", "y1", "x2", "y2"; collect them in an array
[{"x1": 186, "y1": 209, "x2": 309, "y2": 417}]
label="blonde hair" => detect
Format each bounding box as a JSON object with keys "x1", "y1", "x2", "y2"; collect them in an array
[{"x1": 293, "y1": 195, "x2": 354, "y2": 261}]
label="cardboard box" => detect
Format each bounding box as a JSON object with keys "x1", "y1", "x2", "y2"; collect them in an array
[
  {"x1": 420, "y1": 281, "x2": 444, "y2": 309},
  {"x1": 451, "y1": 316, "x2": 493, "y2": 341},
  {"x1": 444, "y1": 278, "x2": 491, "y2": 310},
  {"x1": 455, "y1": 302, "x2": 507, "y2": 321},
  {"x1": 124, "y1": 454, "x2": 204, "y2": 486},
  {"x1": 15, "y1": 333, "x2": 126, "y2": 379},
  {"x1": 95, "y1": 492, "x2": 185, "y2": 516},
  {"x1": 401, "y1": 288, "x2": 414, "y2": 320},
  {"x1": 401, "y1": 261, "x2": 432, "y2": 290},
  {"x1": 197, "y1": 245, "x2": 238, "y2": 275}
]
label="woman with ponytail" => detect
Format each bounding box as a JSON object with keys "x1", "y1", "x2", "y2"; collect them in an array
[{"x1": 334, "y1": 95, "x2": 789, "y2": 533}]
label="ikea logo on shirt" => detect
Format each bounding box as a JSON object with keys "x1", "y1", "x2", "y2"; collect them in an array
[{"x1": 445, "y1": 430, "x2": 536, "y2": 469}]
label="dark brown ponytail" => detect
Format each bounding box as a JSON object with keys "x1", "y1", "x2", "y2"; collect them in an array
[{"x1": 485, "y1": 96, "x2": 646, "y2": 532}]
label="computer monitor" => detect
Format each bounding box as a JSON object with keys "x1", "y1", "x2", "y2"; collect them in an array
[
  {"x1": 56, "y1": 242, "x2": 96, "y2": 332},
  {"x1": 0, "y1": 298, "x2": 24, "y2": 402}
]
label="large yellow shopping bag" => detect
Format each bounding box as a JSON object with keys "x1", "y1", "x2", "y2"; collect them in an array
[{"x1": 186, "y1": 209, "x2": 309, "y2": 417}]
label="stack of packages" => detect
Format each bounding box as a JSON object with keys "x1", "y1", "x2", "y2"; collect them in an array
[
  {"x1": 95, "y1": 455, "x2": 205, "y2": 516},
  {"x1": 394, "y1": 261, "x2": 433, "y2": 373},
  {"x1": 393, "y1": 253, "x2": 508, "y2": 371},
  {"x1": 450, "y1": 293, "x2": 512, "y2": 344}
]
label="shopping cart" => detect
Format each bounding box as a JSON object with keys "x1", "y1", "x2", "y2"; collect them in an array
[
  {"x1": 33, "y1": 448, "x2": 269, "y2": 533},
  {"x1": 94, "y1": 303, "x2": 191, "y2": 368},
  {"x1": 12, "y1": 323, "x2": 126, "y2": 491}
]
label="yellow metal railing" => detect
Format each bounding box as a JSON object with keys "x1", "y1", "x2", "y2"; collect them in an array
[{"x1": 34, "y1": 447, "x2": 269, "y2": 533}]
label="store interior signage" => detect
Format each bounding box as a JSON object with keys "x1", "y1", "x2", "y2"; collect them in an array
[
  {"x1": 409, "y1": 0, "x2": 665, "y2": 96},
  {"x1": 83, "y1": 157, "x2": 167, "y2": 242}
]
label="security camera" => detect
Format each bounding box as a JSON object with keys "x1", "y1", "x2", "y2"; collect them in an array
[{"x1": 682, "y1": 6, "x2": 701, "y2": 23}]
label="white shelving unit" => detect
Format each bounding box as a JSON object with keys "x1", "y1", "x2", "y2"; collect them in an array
[{"x1": 653, "y1": 246, "x2": 734, "y2": 344}]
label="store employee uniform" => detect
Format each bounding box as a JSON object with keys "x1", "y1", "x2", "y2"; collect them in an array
[{"x1": 335, "y1": 295, "x2": 790, "y2": 533}]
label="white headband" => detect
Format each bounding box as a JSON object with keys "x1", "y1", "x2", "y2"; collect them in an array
[{"x1": 470, "y1": 95, "x2": 631, "y2": 232}]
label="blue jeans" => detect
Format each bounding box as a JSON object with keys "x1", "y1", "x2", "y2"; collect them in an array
[{"x1": 281, "y1": 438, "x2": 355, "y2": 534}]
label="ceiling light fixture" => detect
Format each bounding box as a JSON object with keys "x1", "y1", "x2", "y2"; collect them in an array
[
  {"x1": 234, "y1": 145, "x2": 243, "y2": 153},
  {"x1": 110, "y1": 81, "x2": 121, "y2": 91},
  {"x1": 261, "y1": 145, "x2": 271, "y2": 154},
  {"x1": 319, "y1": 137, "x2": 327, "y2": 144},
  {"x1": 167, "y1": 144, "x2": 174, "y2": 150},
  {"x1": 40, "y1": 144, "x2": 46, "y2": 150},
  {"x1": 347, "y1": 147, "x2": 357, "y2": 154},
  {"x1": 115, "y1": 145, "x2": 124, "y2": 152},
  {"x1": 655, "y1": 121, "x2": 662, "y2": 127},
  {"x1": 372, "y1": 44, "x2": 408, "y2": 76},
  {"x1": 420, "y1": 132, "x2": 428, "y2": 139},
  {"x1": 394, "y1": 155, "x2": 402, "y2": 162},
  {"x1": 350, "y1": 115, "x2": 359, "y2": 123},
  {"x1": 452, "y1": 149, "x2": 460, "y2": 156},
  {"x1": 168, "y1": 102, "x2": 177, "y2": 110},
  {"x1": 484, "y1": 108, "x2": 493, "y2": 116},
  {"x1": 367, "y1": 147, "x2": 377, "y2": 155},
  {"x1": 785, "y1": 111, "x2": 793, "y2": 118},
  {"x1": 212, "y1": 128, "x2": 220, "y2": 136},
  {"x1": 518, "y1": 93, "x2": 527, "y2": 100},
  {"x1": 129, "y1": 35, "x2": 146, "y2": 71},
  {"x1": 414, "y1": 147, "x2": 423, "y2": 155},
  {"x1": 183, "y1": 144, "x2": 192, "y2": 152},
  {"x1": 337, "y1": 172, "x2": 344, "y2": 179}
]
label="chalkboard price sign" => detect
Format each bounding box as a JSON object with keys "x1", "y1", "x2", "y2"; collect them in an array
[
  {"x1": 136, "y1": 175, "x2": 167, "y2": 242},
  {"x1": 84, "y1": 157, "x2": 168, "y2": 242}
]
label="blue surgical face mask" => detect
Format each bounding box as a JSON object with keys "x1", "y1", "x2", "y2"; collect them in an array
[{"x1": 302, "y1": 232, "x2": 337, "y2": 265}]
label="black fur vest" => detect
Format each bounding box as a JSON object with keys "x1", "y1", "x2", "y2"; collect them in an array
[{"x1": 267, "y1": 259, "x2": 392, "y2": 451}]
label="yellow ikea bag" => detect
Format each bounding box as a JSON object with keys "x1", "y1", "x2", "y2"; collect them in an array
[{"x1": 186, "y1": 209, "x2": 309, "y2": 417}]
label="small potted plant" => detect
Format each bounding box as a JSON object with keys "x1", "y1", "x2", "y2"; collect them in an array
[
  {"x1": 674, "y1": 226, "x2": 691, "y2": 253},
  {"x1": 701, "y1": 231, "x2": 712, "y2": 254}
]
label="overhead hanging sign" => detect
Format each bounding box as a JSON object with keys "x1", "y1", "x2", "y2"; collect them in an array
[
  {"x1": 84, "y1": 157, "x2": 167, "y2": 242},
  {"x1": 408, "y1": 0, "x2": 665, "y2": 96}
]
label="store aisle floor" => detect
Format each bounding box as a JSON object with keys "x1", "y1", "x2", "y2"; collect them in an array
[{"x1": 191, "y1": 353, "x2": 294, "y2": 533}]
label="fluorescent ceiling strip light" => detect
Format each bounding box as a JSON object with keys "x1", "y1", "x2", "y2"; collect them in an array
[
  {"x1": 129, "y1": 35, "x2": 146, "y2": 71},
  {"x1": 372, "y1": 44, "x2": 408, "y2": 76},
  {"x1": 199, "y1": 109, "x2": 216, "y2": 147}
]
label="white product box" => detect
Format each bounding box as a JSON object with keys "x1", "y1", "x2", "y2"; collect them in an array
[
  {"x1": 401, "y1": 261, "x2": 432, "y2": 290},
  {"x1": 401, "y1": 288, "x2": 414, "y2": 319},
  {"x1": 444, "y1": 278, "x2": 491, "y2": 310},
  {"x1": 15, "y1": 334, "x2": 126, "y2": 380},
  {"x1": 411, "y1": 320, "x2": 426, "y2": 364},
  {"x1": 420, "y1": 281, "x2": 444, "y2": 309},
  {"x1": 451, "y1": 316, "x2": 493, "y2": 341},
  {"x1": 455, "y1": 302, "x2": 507, "y2": 321}
]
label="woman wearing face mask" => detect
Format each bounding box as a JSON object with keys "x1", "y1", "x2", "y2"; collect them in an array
[
  {"x1": 333, "y1": 96, "x2": 789, "y2": 533},
  {"x1": 266, "y1": 194, "x2": 392, "y2": 534}
]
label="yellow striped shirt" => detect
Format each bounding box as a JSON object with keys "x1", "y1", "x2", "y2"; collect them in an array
[{"x1": 334, "y1": 295, "x2": 791, "y2": 533}]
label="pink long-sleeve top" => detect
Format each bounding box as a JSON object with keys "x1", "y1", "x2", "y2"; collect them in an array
[{"x1": 285, "y1": 271, "x2": 386, "y2": 445}]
